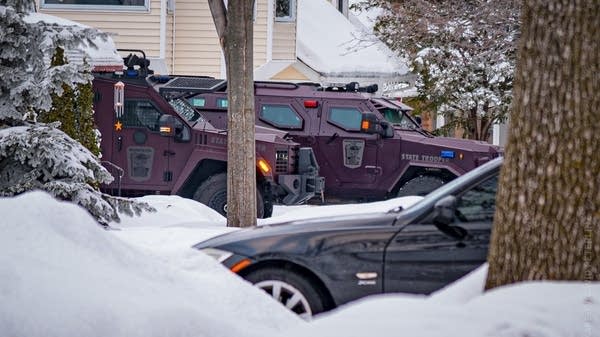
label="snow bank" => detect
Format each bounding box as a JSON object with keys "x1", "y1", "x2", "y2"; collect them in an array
[
  {"x1": 0, "y1": 191, "x2": 302, "y2": 337},
  {"x1": 259, "y1": 196, "x2": 423, "y2": 226},
  {"x1": 287, "y1": 265, "x2": 599, "y2": 337}
]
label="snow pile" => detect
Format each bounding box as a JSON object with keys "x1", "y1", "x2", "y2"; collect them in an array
[
  {"x1": 0, "y1": 191, "x2": 302, "y2": 337},
  {"x1": 297, "y1": 0, "x2": 407, "y2": 77},
  {"x1": 288, "y1": 265, "x2": 599, "y2": 337},
  {"x1": 259, "y1": 196, "x2": 423, "y2": 226},
  {"x1": 24, "y1": 12, "x2": 123, "y2": 72}
]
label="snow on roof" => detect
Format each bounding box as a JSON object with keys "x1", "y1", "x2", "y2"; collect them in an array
[
  {"x1": 297, "y1": 0, "x2": 408, "y2": 78},
  {"x1": 24, "y1": 12, "x2": 123, "y2": 72}
]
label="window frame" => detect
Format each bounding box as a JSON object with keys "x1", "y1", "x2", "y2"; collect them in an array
[
  {"x1": 259, "y1": 104, "x2": 304, "y2": 130},
  {"x1": 40, "y1": 0, "x2": 150, "y2": 12},
  {"x1": 275, "y1": 0, "x2": 296, "y2": 22},
  {"x1": 327, "y1": 106, "x2": 363, "y2": 132},
  {"x1": 122, "y1": 99, "x2": 163, "y2": 132}
]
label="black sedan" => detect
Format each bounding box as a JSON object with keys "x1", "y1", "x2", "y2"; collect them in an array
[{"x1": 194, "y1": 158, "x2": 502, "y2": 318}]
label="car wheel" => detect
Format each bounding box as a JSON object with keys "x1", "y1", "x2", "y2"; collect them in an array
[
  {"x1": 397, "y1": 175, "x2": 445, "y2": 197},
  {"x1": 244, "y1": 267, "x2": 325, "y2": 319},
  {"x1": 193, "y1": 173, "x2": 267, "y2": 218}
]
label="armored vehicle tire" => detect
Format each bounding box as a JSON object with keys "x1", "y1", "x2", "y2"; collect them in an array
[
  {"x1": 397, "y1": 175, "x2": 445, "y2": 197},
  {"x1": 244, "y1": 267, "x2": 326, "y2": 319},
  {"x1": 193, "y1": 173, "x2": 268, "y2": 218}
]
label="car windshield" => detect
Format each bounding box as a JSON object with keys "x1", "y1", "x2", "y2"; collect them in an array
[
  {"x1": 381, "y1": 108, "x2": 420, "y2": 130},
  {"x1": 169, "y1": 98, "x2": 205, "y2": 123}
]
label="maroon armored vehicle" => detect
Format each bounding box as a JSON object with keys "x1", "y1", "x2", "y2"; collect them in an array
[
  {"x1": 92, "y1": 54, "x2": 324, "y2": 218},
  {"x1": 181, "y1": 81, "x2": 502, "y2": 202}
]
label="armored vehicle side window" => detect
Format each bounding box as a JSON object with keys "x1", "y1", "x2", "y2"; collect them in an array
[
  {"x1": 169, "y1": 98, "x2": 203, "y2": 123},
  {"x1": 260, "y1": 104, "x2": 303, "y2": 129},
  {"x1": 328, "y1": 107, "x2": 362, "y2": 131},
  {"x1": 217, "y1": 98, "x2": 228, "y2": 109},
  {"x1": 123, "y1": 100, "x2": 161, "y2": 132},
  {"x1": 190, "y1": 97, "x2": 206, "y2": 108},
  {"x1": 382, "y1": 108, "x2": 418, "y2": 129}
]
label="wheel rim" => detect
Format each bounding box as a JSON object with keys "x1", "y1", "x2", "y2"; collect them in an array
[
  {"x1": 208, "y1": 190, "x2": 227, "y2": 215},
  {"x1": 254, "y1": 280, "x2": 313, "y2": 319}
]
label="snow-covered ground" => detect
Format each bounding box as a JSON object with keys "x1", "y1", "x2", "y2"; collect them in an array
[{"x1": 1, "y1": 191, "x2": 598, "y2": 337}]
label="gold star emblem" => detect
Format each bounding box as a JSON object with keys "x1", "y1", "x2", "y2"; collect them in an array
[{"x1": 115, "y1": 120, "x2": 123, "y2": 131}]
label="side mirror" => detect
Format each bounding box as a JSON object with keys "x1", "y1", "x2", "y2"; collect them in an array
[
  {"x1": 380, "y1": 121, "x2": 394, "y2": 138},
  {"x1": 414, "y1": 115, "x2": 422, "y2": 126},
  {"x1": 159, "y1": 114, "x2": 190, "y2": 142},
  {"x1": 432, "y1": 195, "x2": 456, "y2": 226},
  {"x1": 159, "y1": 114, "x2": 177, "y2": 137},
  {"x1": 432, "y1": 195, "x2": 468, "y2": 240},
  {"x1": 361, "y1": 112, "x2": 392, "y2": 138},
  {"x1": 360, "y1": 112, "x2": 379, "y2": 134}
]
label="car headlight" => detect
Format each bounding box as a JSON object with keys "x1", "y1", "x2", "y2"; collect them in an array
[{"x1": 200, "y1": 248, "x2": 233, "y2": 263}]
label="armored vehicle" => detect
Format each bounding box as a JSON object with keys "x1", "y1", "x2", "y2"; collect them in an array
[
  {"x1": 181, "y1": 81, "x2": 502, "y2": 202},
  {"x1": 92, "y1": 54, "x2": 324, "y2": 218}
]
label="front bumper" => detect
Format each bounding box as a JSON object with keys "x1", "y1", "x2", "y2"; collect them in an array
[{"x1": 278, "y1": 147, "x2": 325, "y2": 205}]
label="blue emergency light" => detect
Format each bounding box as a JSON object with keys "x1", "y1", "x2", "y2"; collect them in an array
[{"x1": 440, "y1": 150, "x2": 455, "y2": 159}]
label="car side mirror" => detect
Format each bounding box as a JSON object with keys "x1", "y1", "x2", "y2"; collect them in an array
[
  {"x1": 432, "y1": 195, "x2": 456, "y2": 226},
  {"x1": 432, "y1": 195, "x2": 468, "y2": 240}
]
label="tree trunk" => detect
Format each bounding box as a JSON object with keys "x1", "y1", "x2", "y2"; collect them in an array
[
  {"x1": 209, "y1": 0, "x2": 257, "y2": 227},
  {"x1": 486, "y1": 0, "x2": 599, "y2": 289}
]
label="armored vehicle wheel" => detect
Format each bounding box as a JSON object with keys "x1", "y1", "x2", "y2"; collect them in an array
[
  {"x1": 397, "y1": 175, "x2": 445, "y2": 197},
  {"x1": 193, "y1": 173, "x2": 268, "y2": 218}
]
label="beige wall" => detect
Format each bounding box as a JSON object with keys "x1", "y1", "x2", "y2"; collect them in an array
[
  {"x1": 272, "y1": 21, "x2": 296, "y2": 61},
  {"x1": 37, "y1": 0, "x2": 277, "y2": 77},
  {"x1": 37, "y1": 0, "x2": 164, "y2": 60}
]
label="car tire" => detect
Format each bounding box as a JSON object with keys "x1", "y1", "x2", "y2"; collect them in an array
[
  {"x1": 244, "y1": 267, "x2": 326, "y2": 319},
  {"x1": 397, "y1": 175, "x2": 445, "y2": 197},
  {"x1": 193, "y1": 173, "x2": 268, "y2": 218}
]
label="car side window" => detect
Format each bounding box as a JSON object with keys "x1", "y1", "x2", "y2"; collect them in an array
[
  {"x1": 455, "y1": 175, "x2": 499, "y2": 224},
  {"x1": 328, "y1": 107, "x2": 362, "y2": 131},
  {"x1": 123, "y1": 100, "x2": 161, "y2": 132},
  {"x1": 260, "y1": 104, "x2": 303, "y2": 129}
]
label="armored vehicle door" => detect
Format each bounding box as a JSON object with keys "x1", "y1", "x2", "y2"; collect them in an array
[
  {"x1": 98, "y1": 83, "x2": 177, "y2": 194},
  {"x1": 315, "y1": 101, "x2": 381, "y2": 197}
]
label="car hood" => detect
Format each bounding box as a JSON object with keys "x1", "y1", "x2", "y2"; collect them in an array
[{"x1": 193, "y1": 211, "x2": 399, "y2": 250}]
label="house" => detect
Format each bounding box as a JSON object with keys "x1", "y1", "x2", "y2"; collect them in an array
[{"x1": 35, "y1": 0, "x2": 411, "y2": 94}]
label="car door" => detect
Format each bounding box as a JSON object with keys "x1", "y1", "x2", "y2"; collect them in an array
[{"x1": 383, "y1": 172, "x2": 499, "y2": 294}]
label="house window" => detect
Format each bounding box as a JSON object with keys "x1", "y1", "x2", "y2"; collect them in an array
[
  {"x1": 41, "y1": 0, "x2": 149, "y2": 11},
  {"x1": 275, "y1": 0, "x2": 295, "y2": 22}
]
